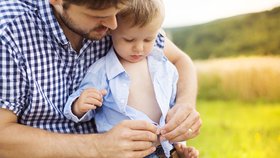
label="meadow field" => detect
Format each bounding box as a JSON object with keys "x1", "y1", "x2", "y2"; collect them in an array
[
  {"x1": 187, "y1": 56, "x2": 280, "y2": 158},
  {"x1": 195, "y1": 56, "x2": 280, "y2": 102},
  {"x1": 187, "y1": 100, "x2": 280, "y2": 158}
]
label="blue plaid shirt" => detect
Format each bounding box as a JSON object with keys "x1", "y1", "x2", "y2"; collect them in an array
[{"x1": 0, "y1": 0, "x2": 165, "y2": 133}]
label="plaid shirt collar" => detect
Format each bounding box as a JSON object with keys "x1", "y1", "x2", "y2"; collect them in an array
[{"x1": 37, "y1": 0, "x2": 69, "y2": 46}]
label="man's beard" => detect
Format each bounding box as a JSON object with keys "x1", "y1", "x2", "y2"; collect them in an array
[{"x1": 59, "y1": 11, "x2": 109, "y2": 40}]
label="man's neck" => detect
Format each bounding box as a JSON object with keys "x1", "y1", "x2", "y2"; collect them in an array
[{"x1": 54, "y1": 12, "x2": 83, "y2": 52}]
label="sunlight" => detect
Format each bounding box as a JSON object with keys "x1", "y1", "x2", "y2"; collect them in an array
[{"x1": 163, "y1": 0, "x2": 280, "y2": 27}]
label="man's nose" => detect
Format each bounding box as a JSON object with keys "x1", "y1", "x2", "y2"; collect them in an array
[{"x1": 101, "y1": 16, "x2": 117, "y2": 30}]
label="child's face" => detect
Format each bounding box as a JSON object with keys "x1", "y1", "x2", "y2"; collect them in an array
[{"x1": 111, "y1": 15, "x2": 163, "y2": 63}]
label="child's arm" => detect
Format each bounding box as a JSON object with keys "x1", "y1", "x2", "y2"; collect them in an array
[
  {"x1": 72, "y1": 88, "x2": 107, "y2": 118},
  {"x1": 64, "y1": 59, "x2": 108, "y2": 123}
]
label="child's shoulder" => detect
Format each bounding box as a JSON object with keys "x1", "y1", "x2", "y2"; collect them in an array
[{"x1": 87, "y1": 56, "x2": 107, "y2": 75}]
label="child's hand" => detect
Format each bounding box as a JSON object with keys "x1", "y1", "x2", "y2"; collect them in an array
[
  {"x1": 174, "y1": 142, "x2": 199, "y2": 158},
  {"x1": 73, "y1": 88, "x2": 107, "y2": 117}
]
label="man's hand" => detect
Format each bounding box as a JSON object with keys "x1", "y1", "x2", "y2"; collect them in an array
[
  {"x1": 162, "y1": 36, "x2": 201, "y2": 142},
  {"x1": 0, "y1": 109, "x2": 156, "y2": 158},
  {"x1": 160, "y1": 104, "x2": 202, "y2": 142},
  {"x1": 94, "y1": 120, "x2": 158, "y2": 158}
]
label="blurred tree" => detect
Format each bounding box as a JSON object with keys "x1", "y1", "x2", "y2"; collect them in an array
[{"x1": 165, "y1": 6, "x2": 280, "y2": 60}]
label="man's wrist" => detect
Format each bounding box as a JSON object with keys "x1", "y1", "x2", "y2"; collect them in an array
[
  {"x1": 174, "y1": 100, "x2": 196, "y2": 108},
  {"x1": 74, "y1": 133, "x2": 103, "y2": 157}
]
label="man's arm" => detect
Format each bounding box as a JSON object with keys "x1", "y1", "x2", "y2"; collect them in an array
[
  {"x1": 164, "y1": 37, "x2": 198, "y2": 107},
  {"x1": 161, "y1": 37, "x2": 202, "y2": 142},
  {"x1": 0, "y1": 108, "x2": 95, "y2": 157},
  {"x1": 0, "y1": 108, "x2": 157, "y2": 158}
]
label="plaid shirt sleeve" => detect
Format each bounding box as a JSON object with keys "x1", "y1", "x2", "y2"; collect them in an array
[
  {"x1": 0, "y1": 33, "x2": 28, "y2": 115},
  {"x1": 155, "y1": 33, "x2": 165, "y2": 49}
]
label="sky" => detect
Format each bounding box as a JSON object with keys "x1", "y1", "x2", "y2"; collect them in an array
[{"x1": 163, "y1": 0, "x2": 280, "y2": 28}]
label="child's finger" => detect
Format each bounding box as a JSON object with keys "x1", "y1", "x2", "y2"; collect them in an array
[
  {"x1": 174, "y1": 142, "x2": 183, "y2": 151},
  {"x1": 187, "y1": 147, "x2": 199, "y2": 158},
  {"x1": 87, "y1": 103, "x2": 98, "y2": 109},
  {"x1": 100, "y1": 89, "x2": 107, "y2": 95},
  {"x1": 78, "y1": 103, "x2": 98, "y2": 113},
  {"x1": 88, "y1": 92, "x2": 103, "y2": 100},
  {"x1": 86, "y1": 98, "x2": 103, "y2": 107}
]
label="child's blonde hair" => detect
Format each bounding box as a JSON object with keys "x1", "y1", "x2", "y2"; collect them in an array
[{"x1": 117, "y1": 0, "x2": 164, "y2": 27}]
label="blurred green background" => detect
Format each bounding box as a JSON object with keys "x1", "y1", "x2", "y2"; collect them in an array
[{"x1": 164, "y1": 6, "x2": 280, "y2": 158}]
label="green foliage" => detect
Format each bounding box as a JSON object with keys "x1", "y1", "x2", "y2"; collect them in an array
[
  {"x1": 196, "y1": 73, "x2": 225, "y2": 100},
  {"x1": 187, "y1": 100, "x2": 280, "y2": 158},
  {"x1": 165, "y1": 7, "x2": 280, "y2": 59}
]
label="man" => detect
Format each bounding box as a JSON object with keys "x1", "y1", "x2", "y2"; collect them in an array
[{"x1": 0, "y1": 0, "x2": 201, "y2": 157}]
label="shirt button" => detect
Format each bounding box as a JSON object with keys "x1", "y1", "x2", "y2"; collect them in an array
[{"x1": 120, "y1": 99, "x2": 125, "y2": 103}]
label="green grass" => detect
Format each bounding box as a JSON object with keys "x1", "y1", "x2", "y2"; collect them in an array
[{"x1": 187, "y1": 100, "x2": 280, "y2": 158}]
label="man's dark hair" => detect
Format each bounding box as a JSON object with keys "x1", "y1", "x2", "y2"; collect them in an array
[{"x1": 63, "y1": 0, "x2": 128, "y2": 10}]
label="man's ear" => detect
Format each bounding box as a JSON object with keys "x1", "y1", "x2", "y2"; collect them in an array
[
  {"x1": 49, "y1": 0, "x2": 63, "y2": 6},
  {"x1": 50, "y1": 0, "x2": 64, "y2": 14}
]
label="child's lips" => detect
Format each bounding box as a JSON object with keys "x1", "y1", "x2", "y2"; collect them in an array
[{"x1": 131, "y1": 55, "x2": 142, "y2": 60}]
